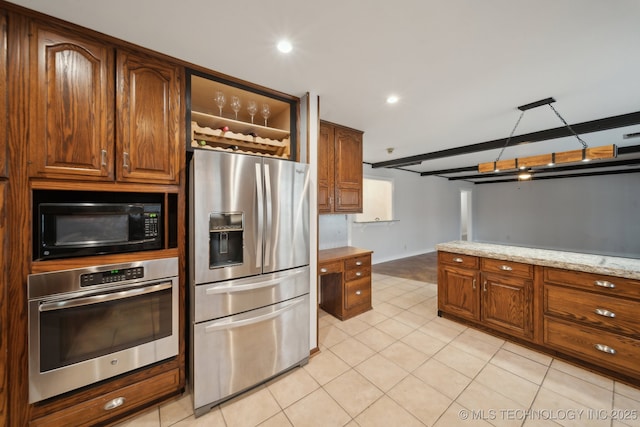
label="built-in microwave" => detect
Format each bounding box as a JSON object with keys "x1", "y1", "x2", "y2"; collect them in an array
[{"x1": 36, "y1": 202, "x2": 162, "y2": 260}]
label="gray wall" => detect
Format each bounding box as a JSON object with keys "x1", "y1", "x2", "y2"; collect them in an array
[{"x1": 474, "y1": 173, "x2": 640, "y2": 258}]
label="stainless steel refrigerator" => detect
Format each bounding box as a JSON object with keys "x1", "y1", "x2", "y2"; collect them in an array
[{"x1": 189, "y1": 150, "x2": 310, "y2": 417}]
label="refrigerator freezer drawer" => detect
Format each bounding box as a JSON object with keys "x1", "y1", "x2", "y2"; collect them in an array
[
  {"x1": 192, "y1": 294, "x2": 310, "y2": 415},
  {"x1": 193, "y1": 266, "x2": 310, "y2": 323}
]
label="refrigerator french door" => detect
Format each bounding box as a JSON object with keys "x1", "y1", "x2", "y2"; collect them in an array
[{"x1": 189, "y1": 150, "x2": 310, "y2": 416}]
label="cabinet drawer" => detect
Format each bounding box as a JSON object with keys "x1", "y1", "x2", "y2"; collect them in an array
[
  {"x1": 345, "y1": 266, "x2": 370, "y2": 282},
  {"x1": 30, "y1": 369, "x2": 180, "y2": 427},
  {"x1": 544, "y1": 318, "x2": 640, "y2": 377},
  {"x1": 439, "y1": 251, "x2": 479, "y2": 269},
  {"x1": 344, "y1": 277, "x2": 371, "y2": 310},
  {"x1": 319, "y1": 261, "x2": 343, "y2": 275},
  {"x1": 544, "y1": 285, "x2": 640, "y2": 338},
  {"x1": 345, "y1": 255, "x2": 371, "y2": 270},
  {"x1": 481, "y1": 258, "x2": 533, "y2": 279},
  {"x1": 544, "y1": 267, "x2": 640, "y2": 300}
]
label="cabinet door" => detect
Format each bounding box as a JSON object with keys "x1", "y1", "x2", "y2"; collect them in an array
[
  {"x1": 438, "y1": 266, "x2": 479, "y2": 321},
  {"x1": 481, "y1": 273, "x2": 533, "y2": 339},
  {"x1": 317, "y1": 122, "x2": 334, "y2": 213},
  {"x1": 334, "y1": 127, "x2": 363, "y2": 212},
  {"x1": 28, "y1": 22, "x2": 114, "y2": 180},
  {"x1": 116, "y1": 50, "x2": 180, "y2": 184},
  {"x1": 0, "y1": 11, "x2": 6, "y2": 178}
]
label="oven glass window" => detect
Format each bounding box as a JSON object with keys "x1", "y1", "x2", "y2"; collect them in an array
[
  {"x1": 39, "y1": 286, "x2": 172, "y2": 372},
  {"x1": 56, "y1": 214, "x2": 129, "y2": 246}
]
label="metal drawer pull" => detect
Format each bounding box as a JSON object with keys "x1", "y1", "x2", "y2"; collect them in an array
[
  {"x1": 472, "y1": 279, "x2": 476, "y2": 290},
  {"x1": 320, "y1": 268, "x2": 328, "y2": 273},
  {"x1": 483, "y1": 280, "x2": 487, "y2": 292},
  {"x1": 355, "y1": 272, "x2": 362, "y2": 277},
  {"x1": 453, "y1": 257, "x2": 463, "y2": 263},
  {"x1": 104, "y1": 397, "x2": 126, "y2": 411},
  {"x1": 356, "y1": 261, "x2": 363, "y2": 266},
  {"x1": 594, "y1": 344, "x2": 616, "y2": 355},
  {"x1": 594, "y1": 308, "x2": 616, "y2": 318},
  {"x1": 500, "y1": 265, "x2": 513, "y2": 271},
  {"x1": 355, "y1": 290, "x2": 362, "y2": 295},
  {"x1": 594, "y1": 280, "x2": 615, "y2": 289}
]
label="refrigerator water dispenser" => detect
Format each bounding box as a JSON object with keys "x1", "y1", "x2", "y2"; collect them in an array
[{"x1": 209, "y1": 212, "x2": 243, "y2": 268}]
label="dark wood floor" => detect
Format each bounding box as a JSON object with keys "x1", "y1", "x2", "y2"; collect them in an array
[{"x1": 371, "y1": 251, "x2": 438, "y2": 283}]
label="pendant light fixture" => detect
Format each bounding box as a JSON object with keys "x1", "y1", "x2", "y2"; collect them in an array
[{"x1": 478, "y1": 97, "x2": 617, "y2": 174}]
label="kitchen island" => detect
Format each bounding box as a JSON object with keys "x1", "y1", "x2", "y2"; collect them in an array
[{"x1": 436, "y1": 241, "x2": 640, "y2": 386}]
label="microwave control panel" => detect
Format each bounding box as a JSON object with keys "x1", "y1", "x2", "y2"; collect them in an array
[
  {"x1": 80, "y1": 267, "x2": 145, "y2": 287},
  {"x1": 144, "y1": 213, "x2": 160, "y2": 238}
]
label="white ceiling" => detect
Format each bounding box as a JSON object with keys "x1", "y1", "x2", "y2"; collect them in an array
[{"x1": 8, "y1": 0, "x2": 640, "y2": 177}]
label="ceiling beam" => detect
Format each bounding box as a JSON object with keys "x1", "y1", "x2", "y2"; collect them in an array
[
  {"x1": 371, "y1": 111, "x2": 640, "y2": 169},
  {"x1": 473, "y1": 167, "x2": 640, "y2": 184},
  {"x1": 419, "y1": 166, "x2": 477, "y2": 176}
]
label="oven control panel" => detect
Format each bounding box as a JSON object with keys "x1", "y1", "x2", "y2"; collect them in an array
[{"x1": 80, "y1": 267, "x2": 145, "y2": 287}]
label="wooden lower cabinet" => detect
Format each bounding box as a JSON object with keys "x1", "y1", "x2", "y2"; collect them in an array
[
  {"x1": 438, "y1": 251, "x2": 640, "y2": 385},
  {"x1": 30, "y1": 368, "x2": 180, "y2": 427},
  {"x1": 319, "y1": 247, "x2": 372, "y2": 320}
]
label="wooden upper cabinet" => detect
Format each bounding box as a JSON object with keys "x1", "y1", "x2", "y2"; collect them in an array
[
  {"x1": 318, "y1": 121, "x2": 363, "y2": 214},
  {"x1": 28, "y1": 22, "x2": 115, "y2": 180},
  {"x1": 27, "y1": 21, "x2": 181, "y2": 184},
  {"x1": 116, "y1": 50, "x2": 180, "y2": 184},
  {"x1": 1, "y1": 11, "x2": 7, "y2": 178}
]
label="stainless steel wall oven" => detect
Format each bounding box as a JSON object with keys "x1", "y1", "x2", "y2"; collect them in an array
[{"x1": 28, "y1": 257, "x2": 179, "y2": 403}]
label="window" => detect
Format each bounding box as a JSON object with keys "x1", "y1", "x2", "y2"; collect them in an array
[{"x1": 354, "y1": 177, "x2": 394, "y2": 222}]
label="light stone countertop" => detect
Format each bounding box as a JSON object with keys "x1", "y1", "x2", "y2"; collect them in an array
[{"x1": 435, "y1": 241, "x2": 640, "y2": 280}]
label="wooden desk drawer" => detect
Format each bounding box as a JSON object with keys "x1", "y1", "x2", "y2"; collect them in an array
[
  {"x1": 544, "y1": 285, "x2": 640, "y2": 338},
  {"x1": 344, "y1": 277, "x2": 371, "y2": 310},
  {"x1": 544, "y1": 318, "x2": 640, "y2": 377},
  {"x1": 544, "y1": 267, "x2": 640, "y2": 300},
  {"x1": 319, "y1": 261, "x2": 343, "y2": 275},
  {"x1": 481, "y1": 258, "x2": 533, "y2": 279},
  {"x1": 439, "y1": 251, "x2": 479, "y2": 269},
  {"x1": 345, "y1": 255, "x2": 371, "y2": 270},
  {"x1": 345, "y1": 266, "x2": 370, "y2": 282}
]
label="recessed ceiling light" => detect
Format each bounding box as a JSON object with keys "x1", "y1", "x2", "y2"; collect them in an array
[
  {"x1": 277, "y1": 40, "x2": 292, "y2": 53},
  {"x1": 386, "y1": 95, "x2": 399, "y2": 104}
]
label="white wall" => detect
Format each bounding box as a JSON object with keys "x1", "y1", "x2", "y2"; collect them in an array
[
  {"x1": 474, "y1": 173, "x2": 640, "y2": 258},
  {"x1": 348, "y1": 164, "x2": 471, "y2": 264}
]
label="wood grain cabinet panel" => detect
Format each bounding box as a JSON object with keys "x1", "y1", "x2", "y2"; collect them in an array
[
  {"x1": 318, "y1": 121, "x2": 363, "y2": 214},
  {"x1": 438, "y1": 264, "x2": 480, "y2": 321},
  {"x1": 481, "y1": 273, "x2": 533, "y2": 339},
  {"x1": 1, "y1": 11, "x2": 7, "y2": 178},
  {"x1": 28, "y1": 21, "x2": 114, "y2": 180},
  {"x1": 27, "y1": 21, "x2": 181, "y2": 184}
]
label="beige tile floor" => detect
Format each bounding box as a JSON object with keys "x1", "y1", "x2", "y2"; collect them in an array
[{"x1": 116, "y1": 273, "x2": 640, "y2": 427}]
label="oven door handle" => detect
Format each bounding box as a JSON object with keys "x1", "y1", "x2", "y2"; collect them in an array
[{"x1": 39, "y1": 282, "x2": 172, "y2": 312}]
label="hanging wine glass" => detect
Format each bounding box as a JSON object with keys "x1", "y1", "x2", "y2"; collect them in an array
[
  {"x1": 214, "y1": 91, "x2": 226, "y2": 116},
  {"x1": 230, "y1": 96, "x2": 241, "y2": 120},
  {"x1": 247, "y1": 100, "x2": 258, "y2": 124},
  {"x1": 261, "y1": 103, "x2": 271, "y2": 127}
]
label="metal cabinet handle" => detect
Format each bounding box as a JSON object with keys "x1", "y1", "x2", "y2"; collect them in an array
[
  {"x1": 355, "y1": 271, "x2": 362, "y2": 277},
  {"x1": 104, "y1": 397, "x2": 126, "y2": 411},
  {"x1": 500, "y1": 265, "x2": 513, "y2": 271},
  {"x1": 101, "y1": 149, "x2": 107, "y2": 167},
  {"x1": 123, "y1": 152, "x2": 130, "y2": 170},
  {"x1": 320, "y1": 268, "x2": 328, "y2": 273},
  {"x1": 472, "y1": 278, "x2": 476, "y2": 290},
  {"x1": 594, "y1": 280, "x2": 615, "y2": 289},
  {"x1": 355, "y1": 290, "x2": 362, "y2": 295},
  {"x1": 483, "y1": 280, "x2": 487, "y2": 292},
  {"x1": 453, "y1": 257, "x2": 463, "y2": 263},
  {"x1": 594, "y1": 344, "x2": 616, "y2": 355},
  {"x1": 594, "y1": 308, "x2": 616, "y2": 318},
  {"x1": 355, "y1": 261, "x2": 363, "y2": 266}
]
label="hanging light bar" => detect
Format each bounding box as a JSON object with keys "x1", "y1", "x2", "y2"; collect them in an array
[{"x1": 478, "y1": 98, "x2": 618, "y2": 173}]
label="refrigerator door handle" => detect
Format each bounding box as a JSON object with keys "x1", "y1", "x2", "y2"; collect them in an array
[
  {"x1": 204, "y1": 268, "x2": 305, "y2": 295},
  {"x1": 255, "y1": 163, "x2": 264, "y2": 269},
  {"x1": 203, "y1": 296, "x2": 305, "y2": 333},
  {"x1": 263, "y1": 163, "x2": 273, "y2": 267}
]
